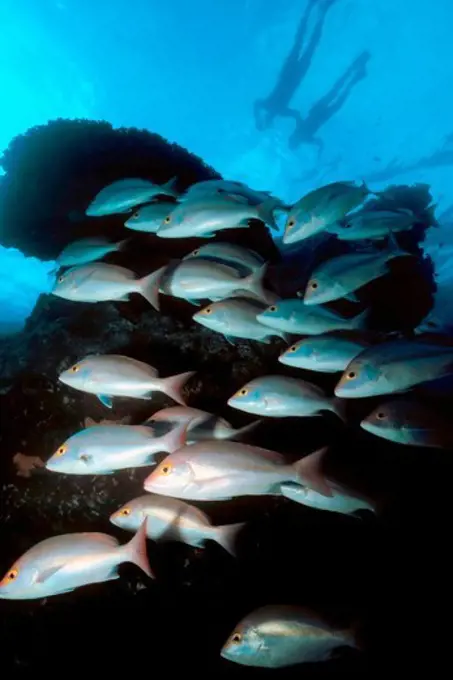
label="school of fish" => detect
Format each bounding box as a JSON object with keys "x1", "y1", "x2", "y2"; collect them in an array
[{"x1": 1, "y1": 176, "x2": 450, "y2": 669}]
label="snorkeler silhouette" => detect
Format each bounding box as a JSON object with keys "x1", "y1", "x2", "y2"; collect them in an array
[
  {"x1": 288, "y1": 50, "x2": 371, "y2": 155},
  {"x1": 253, "y1": 0, "x2": 338, "y2": 132}
]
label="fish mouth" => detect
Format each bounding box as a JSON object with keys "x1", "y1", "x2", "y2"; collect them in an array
[{"x1": 282, "y1": 227, "x2": 300, "y2": 245}]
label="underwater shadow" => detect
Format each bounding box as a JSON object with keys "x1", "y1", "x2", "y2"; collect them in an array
[
  {"x1": 365, "y1": 132, "x2": 453, "y2": 184},
  {"x1": 253, "y1": 0, "x2": 338, "y2": 131},
  {"x1": 288, "y1": 49, "x2": 371, "y2": 155}
]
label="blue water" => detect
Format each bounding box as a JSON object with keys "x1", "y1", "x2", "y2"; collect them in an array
[{"x1": 1, "y1": 0, "x2": 452, "y2": 332}]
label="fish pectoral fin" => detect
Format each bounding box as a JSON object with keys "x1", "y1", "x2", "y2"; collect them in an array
[
  {"x1": 223, "y1": 335, "x2": 237, "y2": 346},
  {"x1": 116, "y1": 295, "x2": 131, "y2": 302},
  {"x1": 200, "y1": 232, "x2": 216, "y2": 238},
  {"x1": 343, "y1": 291, "x2": 359, "y2": 302},
  {"x1": 97, "y1": 394, "x2": 113, "y2": 408},
  {"x1": 36, "y1": 564, "x2": 65, "y2": 584},
  {"x1": 185, "y1": 299, "x2": 201, "y2": 307}
]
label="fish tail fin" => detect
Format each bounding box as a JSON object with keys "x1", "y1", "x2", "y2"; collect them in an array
[
  {"x1": 256, "y1": 198, "x2": 280, "y2": 230},
  {"x1": 162, "y1": 176, "x2": 179, "y2": 196},
  {"x1": 161, "y1": 371, "x2": 196, "y2": 405},
  {"x1": 350, "y1": 308, "x2": 369, "y2": 330},
  {"x1": 123, "y1": 519, "x2": 154, "y2": 578},
  {"x1": 386, "y1": 229, "x2": 412, "y2": 260},
  {"x1": 329, "y1": 397, "x2": 347, "y2": 422},
  {"x1": 138, "y1": 265, "x2": 166, "y2": 310},
  {"x1": 228, "y1": 419, "x2": 262, "y2": 441},
  {"x1": 213, "y1": 522, "x2": 246, "y2": 556},
  {"x1": 117, "y1": 237, "x2": 131, "y2": 251},
  {"x1": 164, "y1": 421, "x2": 190, "y2": 452},
  {"x1": 241, "y1": 263, "x2": 271, "y2": 303},
  {"x1": 293, "y1": 447, "x2": 334, "y2": 498}
]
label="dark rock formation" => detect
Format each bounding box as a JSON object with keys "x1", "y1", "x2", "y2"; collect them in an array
[{"x1": 0, "y1": 120, "x2": 448, "y2": 675}]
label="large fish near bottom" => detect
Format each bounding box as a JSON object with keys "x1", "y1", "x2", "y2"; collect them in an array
[
  {"x1": 335, "y1": 339, "x2": 453, "y2": 398},
  {"x1": 143, "y1": 440, "x2": 335, "y2": 500},
  {"x1": 0, "y1": 521, "x2": 152, "y2": 600},
  {"x1": 227, "y1": 375, "x2": 345, "y2": 421},
  {"x1": 221, "y1": 605, "x2": 359, "y2": 667},
  {"x1": 45, "y1": 421, "x2": 188, "y2": 474},
  {"x1": 110, "y1": 494, "x2": 244, "y2": 555},
  {"x1": 156, "y1": 194, "x2": 280, "y2": 238},
  {"x1": 51, "y1": 262, "x2": 165, "y2": 310},
  {"x1": 86, "y1": 177, "x2": 178, "y2": 216},
  {"x1": 58, "y1": 354, "x2": 195, "y2": 408}
]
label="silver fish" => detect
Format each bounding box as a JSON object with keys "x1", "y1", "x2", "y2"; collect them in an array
[
  {"x1": 86, "y1": 177, "x2": 178, "y2": 216},
  {"x1": 181, "y1": 179, "x2": 284, "y2": 207},
  {"x1": 283, "y1": 181, "x2": 371, "y2": 244},
  {"x1": 156, "y1": 194, "x2": 279, "y2": 238},
  {"x1": 45, "y1": 421, "x2": 188, "y2": 475},
  {"x1": 124, "y1": 202, "x2": 177, "y2": 233},
  {"x1": 143, "y1": 440, "x2": 334, "y2": 500},
  {"x1": 327, "y1": 207, "x2": 417, "y2": 241},
  {"x1": 146, "y1": 406, "x2": 261, "y2": 443},
  {"x1": 221, "y1": 605, "x2": 358, "y2": 667},
  {"x1": 335, "y1": 339, "x2": 453, "y2": 398},
  {"x1": 51, "y1": 262, "x2": 165, "y2": 310},
  {"x1": 193, "y1": 298, "x2": 288, "y2": 343},
  {"x1": 257, "y1": 299, "x2": 368, "y2": 335},
  {"x1": 0, "y1": 521, "x2": 153, "y2": 600},
  {"x1": 160, "y1": 259, "x2": 274, "y2": 305},
  {"x1": 182, "y1": 242, "x2": 266, "y2": 273},
  {"x1": 281, "y1": 481, "x2": 375, "y2": 516},
  {"x1": 58, "y1": 354, "x2": 195, "y2": 408},
  {"x1": 303, "y1": 235, "x2": 411, "y2": 305},
  {"x1": 55, "y1": 237, "x2": 128, "y2": 267},
  {"x1": 279, "y1": 335, "x2": 370, "y2": 373},
  {"x1": 361, "y1": 399, "x2": 453, "y2": 448},
  {"x1": 110, "y1": 494, "x2": 244, "y2": 555},
  {"x1": 228, "y1": 375, "x2": 345, "y2": 421}
]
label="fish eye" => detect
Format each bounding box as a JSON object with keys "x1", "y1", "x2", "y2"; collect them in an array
[
  {"x1": 120, "y1": 507, "x2": 131, "y2": 516},
  {"x1": 269, "y1": 305, "x2": 278, "y2": 312},
  {"x1": 376, "y1": 411, "x2": 387, "y2": 420},
  {"x1": 132, "y1": 211, "x2": 139, "y2": 219},
  {"x1": 58, "y1": 275, "x2": 65, "y2": 283},
  {"x1": 192, "y1": 249, "x2": 199, "y2": 256},
  {"x1": 230, "y1": 632, "x2": 242, "y2": 644},
  {"x1": 203, "y1": 307, "x2": 212, "y2": 315},
  {"x1": 1, "y1": 568, "x2": 18, "y2": 585},
  {"x1": 164, "y1": 216, "x2": 171, "y2": 224},
  {"x1": 287, "y1": 219, "x2": 295, "y2": 228},
  {"x1": 70, "y1": 364, "x2": 80, "y2": 373},
  {"x1": 309, "y1": 280, "x2": 318, "y2": 290},
  {"x1": 237, "y1": 388, "x2": 248, "y2": 397},
  {"x1": 161, "y1": 462, "x2": 173, "y2": 476},
  {"x1": 289, "y1": 345, "x2": 297, "y2": 353},
  {"x1": 55, "y1": 444, "x2": 67, "y2": 457},
  {"x1": 346, "y1": 371, "x2": 357, "y2": 380}
]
